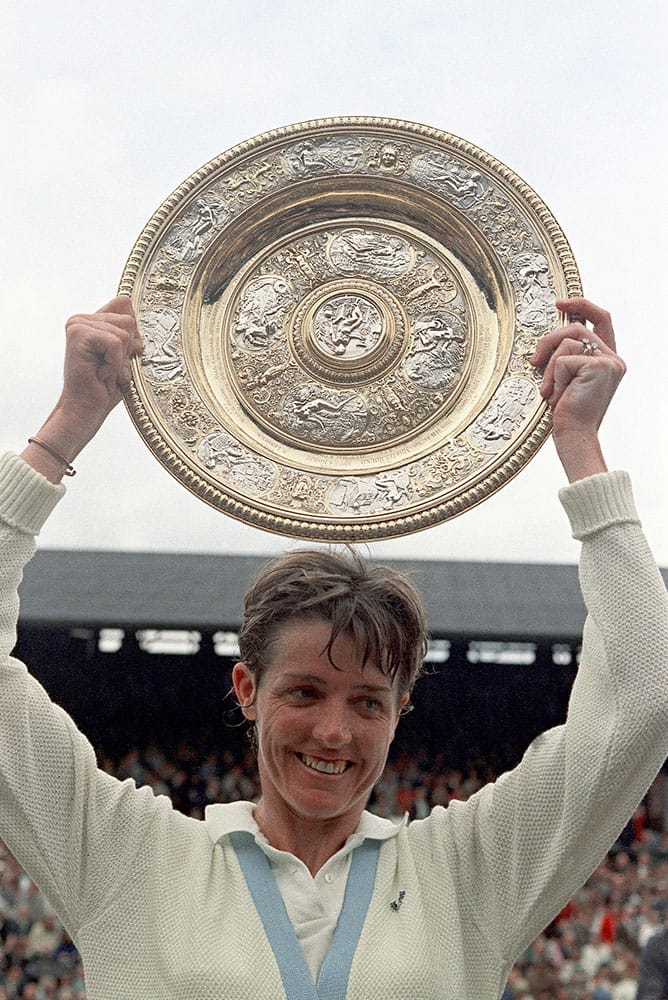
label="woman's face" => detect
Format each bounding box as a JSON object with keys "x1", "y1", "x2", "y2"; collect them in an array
[{"x1": 233, "y1": 617, "x2": 406, "y2": 827}]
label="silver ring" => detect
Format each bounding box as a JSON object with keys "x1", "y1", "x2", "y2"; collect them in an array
[{"x1": 581, "y1": 337, "x2": 600, "y2": 356}]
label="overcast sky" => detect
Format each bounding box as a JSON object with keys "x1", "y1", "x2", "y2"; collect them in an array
[{"x1": 1, "y1": 1, "x2": 666, "y2": 566}]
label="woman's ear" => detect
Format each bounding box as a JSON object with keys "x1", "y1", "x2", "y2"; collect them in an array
[{"x1": 232, "y1": 662, "x2": 257, "y2": 720}]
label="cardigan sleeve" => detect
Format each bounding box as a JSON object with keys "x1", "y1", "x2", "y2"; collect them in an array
[
  {"x1": 420, "y1": 471, "x2": 668, "y2": 965},
  {"x1": 0, "y1": 453, "x2": 170, "y2": 938}
]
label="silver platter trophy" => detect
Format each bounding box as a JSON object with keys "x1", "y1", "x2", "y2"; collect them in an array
[{"x1": 120, "y1": 118, "x2": 581, "y2": 540}]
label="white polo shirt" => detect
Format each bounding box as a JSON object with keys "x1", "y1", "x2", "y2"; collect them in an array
[{"x1": 205, "y1": 802, "x2": 406, "y2": 980}]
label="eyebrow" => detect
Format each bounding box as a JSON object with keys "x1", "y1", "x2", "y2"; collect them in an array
[{"x1": 280, "y1": 672, "x2": 392, "y2": 694}]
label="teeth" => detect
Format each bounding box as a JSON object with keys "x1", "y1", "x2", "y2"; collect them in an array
[{"x1": 301, "y1": 754, "x2": 347, "y2": 775}]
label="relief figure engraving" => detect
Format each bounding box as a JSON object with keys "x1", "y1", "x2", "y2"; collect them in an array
[
  {"x1": 146, "y1": 257, "x2": 190, "y2": 302},
  {"x1": 510, "y1": 252, "x2": 556, "y2": 327},
  {"x1": 198, "y1": 432, "x2": 276, "y2": 493},
  {"x1": 366, "y1": 141, "x2": 412, "y2": 175},
  {"x1": 161, "y1": 196, "x2": 229, "y2": 265},
  {"x1": 224, "y1": 159, "x2": 279, "y2": 201},
  {"x1": 328, "y1": 229, "x2": 413, "y2": 279},
  {"x1": 469, "y1": 378, "x2": 536, "y2": 452},
  {"x1": 404, "y1": 313, "x2": 467, "y2": 390},
  {"x1": 374, "y1": 470, "x2": 412, "y2": 506},
  {"x1": 404, "y1": 260, "x2": 457, "y2": 304},
  {"x1": 280, "y1": 385, "x2": 368, "y2": 445},
  {"x1": 312, "y1": 295, "x2": 383, "y2": 359},
  {"x1": 238, "y1": 359, "x2": 293, "y2": 392},
  {"x1": 140, "y1": 308, "x2": 184, "y2": 382},
  {"x1": 411, "y1": 152, "x2": 488, "y2": 208},
  {"x1": 274, "y1": 241, "x2": 321, "y2": 284},
  {"x1": 233, "y1": 276, "x2": 294, "y2": 351},
  {"x1": 328, "y1": 469, "x2": 412, "y2": 514},
  {"x1": 283, "y1": 138, "x2": 364, "y2": 176}
]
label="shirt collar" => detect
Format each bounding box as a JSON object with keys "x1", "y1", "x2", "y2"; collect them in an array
[{"x1": 204, "y1": 800, "x2": 407, "y2": 850}]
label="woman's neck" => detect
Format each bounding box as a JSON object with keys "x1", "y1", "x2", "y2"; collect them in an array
[{"x1": 253, "y1": 798, "x2": 363, "y2": 877}]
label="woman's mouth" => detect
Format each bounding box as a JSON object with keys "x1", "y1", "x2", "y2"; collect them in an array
[{"x1": 298, "y1": 753, "x2": 350, "y2": 775}]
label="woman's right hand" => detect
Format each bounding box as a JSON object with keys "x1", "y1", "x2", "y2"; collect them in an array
[
  {"x1": 21, "y1": 296, "x2": 142, "y2": 482},
  {"x1": 59, "y1": 296, "x2": 142, "y2": 428}
]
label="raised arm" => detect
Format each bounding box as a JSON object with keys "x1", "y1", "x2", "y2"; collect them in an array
[
  {"x1": 20, "y1": 296, "x2": 141, "y2": 483},
  {"x1": 408, "y1": 299, "x2": 667, "y2": 981},
  {"x1": 530, "y1": 297, "x2": 626, "y2": 482},
  {"x1": 0, "y1": 297, "x2": 153, "y2": 935}
]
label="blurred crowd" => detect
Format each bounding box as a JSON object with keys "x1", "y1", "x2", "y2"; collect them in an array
[{"x1": 1, "y1": 741, "x2": 666, "y2": 999}]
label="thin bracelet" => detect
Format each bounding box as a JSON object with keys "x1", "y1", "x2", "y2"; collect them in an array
[{"x1": 27, "y1": 438, "x2": 77, "y2": 477}]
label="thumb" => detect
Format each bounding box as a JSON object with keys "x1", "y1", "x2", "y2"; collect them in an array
[{"x1": 95, "y1": 295, "x2": 135, "y2": 317}]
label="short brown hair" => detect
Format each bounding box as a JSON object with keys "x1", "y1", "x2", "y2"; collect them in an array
[{"x1": 238, "y1": 548, "x2": 428, "y2": 702}]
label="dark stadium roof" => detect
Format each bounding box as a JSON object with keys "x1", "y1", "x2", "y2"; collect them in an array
[{"x1": 21, "y1": 549, "x2": 667, "y2": 641}]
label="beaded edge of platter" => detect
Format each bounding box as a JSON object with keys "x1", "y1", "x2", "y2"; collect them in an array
[{"x1": 120, "y1": 117, "x2": 581, "y2": 540}]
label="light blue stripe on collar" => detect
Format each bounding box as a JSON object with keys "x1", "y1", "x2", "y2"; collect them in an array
[
  {"x1": 316, "y1": 838, "x2": 381, "y2": 999},
  {"x1": 230, "y1": 832, "x2": 381, "y2": 1000}
]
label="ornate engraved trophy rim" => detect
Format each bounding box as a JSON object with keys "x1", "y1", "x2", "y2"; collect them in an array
[{"x1": 119, "y1": 117, "x2": 581, "y2": 540}]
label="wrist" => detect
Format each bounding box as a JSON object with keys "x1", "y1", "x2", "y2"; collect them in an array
[
  {"x1": 39, "y1": 398, "x2": 106, "y2": 458},
  {"x1": 20, "y1": 401, "x2": 103, "y2": 484},
  {"x1": 552, "y1": 427, "x2": 607, "y2": 483},
  {"x1": 21, "y1": 438, "x2": 73, "y2": 485},
  {"x1": 27, "y1": 438, "x2": 76, "y2": 477}
]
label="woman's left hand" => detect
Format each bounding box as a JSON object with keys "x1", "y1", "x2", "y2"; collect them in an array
[{"x1": 530, "y1": 297, "x2": 627, "y2": 482}]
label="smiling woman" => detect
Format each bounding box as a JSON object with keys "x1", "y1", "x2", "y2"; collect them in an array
[
  {"x1": 1, "y1": 294, "x2": 667, "y2": 998},
  {"x1": 229, "y1": 548, "x2": 428, "y2": 875},
  {"x1": 233, "y1": 614, "x2": 412, "y2": 874}
]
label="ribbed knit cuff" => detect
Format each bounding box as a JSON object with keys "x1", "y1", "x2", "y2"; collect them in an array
[
  {"x1": 0, "y1": 452, "x2": 66, "y2": 535},
  {"x1": 558, "y1": 470, "x2": 639, "y2": 541}
]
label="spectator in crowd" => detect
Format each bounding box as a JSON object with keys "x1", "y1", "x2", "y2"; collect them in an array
[
  {"x1": 638, "y1": 904, "x2": 664, "y2": 949},
  {"x1": 636, "y1": 924, "x2": 668, "y2": 1000},
  {"x1": 25, "y1": 913, "x2": 60, "y2": 960}
]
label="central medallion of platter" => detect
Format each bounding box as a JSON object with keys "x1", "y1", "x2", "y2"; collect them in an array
[
  {"x1": 310, "y1": 292, "x2": 384, "y2": 362},
  {"x1": 291, "y1": 279, "x2": 399, "y2": 382}
]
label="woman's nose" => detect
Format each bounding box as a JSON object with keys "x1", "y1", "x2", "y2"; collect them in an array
[{"x1": 311, "y1": 701, "x2": 353, "y2": 747}]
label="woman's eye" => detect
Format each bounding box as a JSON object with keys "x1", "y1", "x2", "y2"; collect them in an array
[{"x1": 290, "y1": 687, "x2": 316, "y2": 700}]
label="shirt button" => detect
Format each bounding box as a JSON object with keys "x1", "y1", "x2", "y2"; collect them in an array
[{"x1": 324, "y1": 873, "x2": 334, "y2": 884}]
